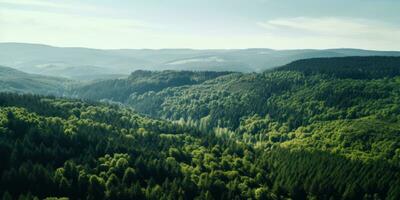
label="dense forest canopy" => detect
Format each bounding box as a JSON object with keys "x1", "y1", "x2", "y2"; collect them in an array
[
  {"x1": 1, "y1": 93, "x2": 399, "y2": 200},
  {"x1": 277, "y1": 56, "x2": 400, "y2": 79},
  {"x1": 0, "y1": 56, "x2": 400, "y2": 199},
  {"x1": 73, "y1": 70, "x2": 233, "y2": 102}
]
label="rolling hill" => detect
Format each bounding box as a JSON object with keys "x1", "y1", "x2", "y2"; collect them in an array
[
  {"x1": 1, "y1": 54, "x2": 400, "y2": 199},
  {"x1": 0, "y1": 65, "x2": 72, "y2": 95},
  {"x1": 72, "y1": 70, "x2": 233, "y2": 102},
  {"x1": 2, "y1": 43, "x2": 400, "y2": 80}
]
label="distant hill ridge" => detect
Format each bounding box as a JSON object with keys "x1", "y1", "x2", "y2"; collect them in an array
[
  {"x1": 0, "y1": 65, "x2": 70, "y2": 95},
  {"x1": 277, "y1": 56, "x2": 400, "y2": 79},
  {"x1": 1, "y1": 42, "x2": 400, "y2": 80}
]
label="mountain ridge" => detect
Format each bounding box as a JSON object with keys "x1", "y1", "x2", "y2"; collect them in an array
[{"x1": 2, "y1": 42, "x2": 400, "y2": 80}]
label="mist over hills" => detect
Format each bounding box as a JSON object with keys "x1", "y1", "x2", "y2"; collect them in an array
[
  {"x1": 0, "y1": 65, "x2": 71, "y2": 95},
  {"x1": 2, "y1": 42, "x2": 400, "y2": 80}
]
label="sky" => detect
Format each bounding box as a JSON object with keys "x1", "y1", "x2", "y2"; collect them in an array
[{"x1": 0, "y1": 0, "x2": 399, "y2": 50}]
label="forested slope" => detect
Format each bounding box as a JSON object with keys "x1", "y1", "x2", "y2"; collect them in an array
[
  {"x1": 126, "y1": 57, "x2": 398, "y2": 119},
  {"x1": 122, "y1": 56, "x2": 400, "y2": 162},
  {"x1": 0, "y1": 66, "x2": 70, "y2": 96},
  {"x1": 1, "y1": 56, "x2": 400, "y2": 199},
  {"x1": 69, "y1": 57, "x2": 400, "y2": 164},
  {"x1": 0, "y1": 93, "x2": 399, "y2": 199},
  {"x1": 73, "y1": 70, "x2": 233, "y2": 102},
  {"x1": 277, "y1": 56, "x2": 400, "y2": 79}
]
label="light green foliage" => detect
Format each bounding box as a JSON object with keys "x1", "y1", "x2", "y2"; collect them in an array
[{"x1": 1, "y1": 56, "x2": 400, "y2": 199}]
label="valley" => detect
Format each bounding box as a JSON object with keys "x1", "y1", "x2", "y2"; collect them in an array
[{"x1": 1, "y1": 55, "x2": 400, "y2": 199}]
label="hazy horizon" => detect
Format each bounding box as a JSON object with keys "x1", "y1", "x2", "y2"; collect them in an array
[
  {"x1": 4, "y1": 42, "x2": 400, "y2": 51},
  {"x1": 1, "y1": 0, "x2": 400, "y2": 50}
]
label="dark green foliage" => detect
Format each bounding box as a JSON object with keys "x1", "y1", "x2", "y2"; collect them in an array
[
  {"x1": 263, "y1": 148, "x2": 400, "y2": 200},
  {"x1": 1, "y1": 56, "x2": 400, "y2": 199},
  {"x1": 120, "y1": 57, "x2": 400, "y2": 139},
  {"x1": 128, "y1": 71, "x2": 305, "y2": 129},
  {"x1": 0, "y1": 93, "x2": 399, "y2": 199},
  {"x1": 277, "y1": 56, "x2": 400, "y2": 79},
  {"x1": 74, "y1": 70, "x2": 233, "y2": 102}
]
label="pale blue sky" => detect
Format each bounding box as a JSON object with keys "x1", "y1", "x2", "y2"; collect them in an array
[{"x1": 1, "y1": 0, "x2": 399, "y2": 50}]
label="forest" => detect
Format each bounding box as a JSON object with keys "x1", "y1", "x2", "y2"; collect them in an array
[{"x1": 0, "y1": 56, "x2": 400, "y2": 199}]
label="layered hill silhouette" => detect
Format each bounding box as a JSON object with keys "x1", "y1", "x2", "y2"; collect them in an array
[{"x1": 2, "y1": 42, "x2": 400, "y2": 80}]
